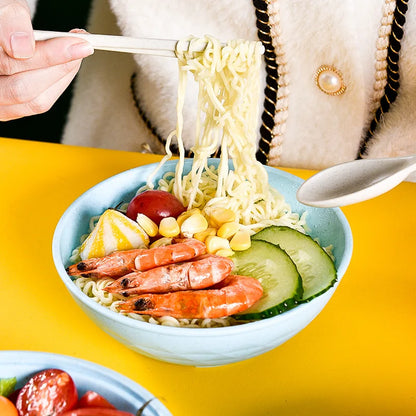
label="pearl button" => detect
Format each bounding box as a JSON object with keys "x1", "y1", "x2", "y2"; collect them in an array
[{"x1": 315, "y1": 65, "x2": 346, "y2": 96}]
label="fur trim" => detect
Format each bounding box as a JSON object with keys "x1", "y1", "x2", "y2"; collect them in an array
[
  {"x1": 271, "y1": 0, "x2": 382, "y2": 169},
  {"x1": 367, "y1": 0, "x2": 416, "y2": 160},
  {"x1": 61, "y1": 0, "x2": 164, "y2": 153},
  {"x1": 62, "y1": 0, "x2": 416, "y2": 176},
  {"x1": 108, "y1": 0, "x2": 261, "y2": 151}
]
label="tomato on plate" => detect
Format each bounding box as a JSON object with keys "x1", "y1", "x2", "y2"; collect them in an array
[
  {"x1": 77, "y1": 391, "x2": 115, "y2": 409},
  {"x1": 0, "y1": 396, "x2": 18, "y2": 416},
  {"x1": 16, "y1": 369, "x2": 78, "y2": 416},
  {"x1": 126, "y1": 190, "x2": 186, "y2": 225}
]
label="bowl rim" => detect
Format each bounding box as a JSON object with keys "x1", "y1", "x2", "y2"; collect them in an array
[
  {"x1": 52, "y1": 161, "x2": 353, "y2": 337},
  {"x1": 0, "y1": 350, "x2": 172, "y2": 415}
]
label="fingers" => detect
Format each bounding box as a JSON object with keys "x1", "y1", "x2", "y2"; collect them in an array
[
  {"x1": 0, "y1": 0, "x2": 34, "y2": 58},
  {"x1": 1, "y1": 58, "x2": 82, "y2": 105},
  {"x1": 0, "y1": 0, "x2": 94, "y2": 121},
  {"x1": 0, "y1": 34, "x2": 93, "y2": 120},
  {"x1": 0, "y1": 36, "x2": 94, "y2": 75},
  {"x1": 0, "y1": 59, "x2": 82, "y2": 121}
]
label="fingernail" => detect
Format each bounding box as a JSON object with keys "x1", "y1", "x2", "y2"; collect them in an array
[
  {"x1": 10, "y1": 31, "x2": 34, "y2": 58},
  {"x1": 70, "y1": 28, "x2": 88, "y2": 34},
  {"x1": 68, "y1": 42, "x2": 94, "y2": 59}
]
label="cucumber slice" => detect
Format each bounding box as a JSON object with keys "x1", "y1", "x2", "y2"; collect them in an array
[
  {"x1": 231, "y1": 240, "x2": 303, "y2": 320},
  {"x1": 253, "y1": 226, "x2": 337, "y2": 302}
]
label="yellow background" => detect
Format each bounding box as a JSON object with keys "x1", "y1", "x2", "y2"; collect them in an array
[{"x1": 1, "y1": 138, "x2": 415, "y2": 415}]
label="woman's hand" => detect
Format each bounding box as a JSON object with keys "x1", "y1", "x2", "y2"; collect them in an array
[{"x1": 0, "y1": 0, "x2": 94, "y2": 121}]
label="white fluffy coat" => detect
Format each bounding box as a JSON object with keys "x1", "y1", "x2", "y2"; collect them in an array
[{"x1": 61, "y1": 0, "x2": 416, "y2": 172}]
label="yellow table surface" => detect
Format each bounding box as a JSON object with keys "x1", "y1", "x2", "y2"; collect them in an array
[{"x1": 1, "y1": 137, "x2": 415, "y2": 415}]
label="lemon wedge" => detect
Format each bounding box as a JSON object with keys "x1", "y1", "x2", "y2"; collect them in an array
[{"x1": 79, "y1": 209, "x2": 149, "y2": 260}]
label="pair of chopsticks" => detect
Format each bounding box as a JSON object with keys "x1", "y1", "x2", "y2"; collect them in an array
[
  {"x1": 33, "y1": 31, "x2": 265, "y2": 58},
  {"x1": 33, "y1": 30, "x2": 198, "y2": 58}
]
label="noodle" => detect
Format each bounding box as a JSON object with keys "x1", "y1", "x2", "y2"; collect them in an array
[
  {"x1": 143, "y1": 36, "x2": 306, "y2": 234},
  {"x1": 71, "y1": 36, "x2": 308, "y2": 327}
]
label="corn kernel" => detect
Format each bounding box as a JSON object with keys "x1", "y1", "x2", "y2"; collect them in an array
[
  {"x1": 215, "y1": 248, "x2": 235, "y2": 258},
  {"x1": 159, "y1": 217, "x2": 180, "y2": 238},
  {"x1": 217, "y1": 221, "x2": 240, "y2": 239},
  {"x1": 193, "y1": 227, "x2": 217, "y2": 242},
  {"x1": 207, "y1": 207, "x2": 236, "y2": 228},
  {"x1": 205, "y1": 235, "x2": 230, "y2": 254},
  {"x1": 136, "y1": 213, "x2": 158, "y2": 237},
  {"x1": 149, "y1": 237, "x2": 173, "y2": 248},
  {"x1": 181, "y1": 212, "x2": 208, "y2": 238},
  {"x1": 176, "y1": 208, "x2": 201, "y2": 227},
  {"x1": 230, "y1": 230, "x2": 251, "y2": 251}
]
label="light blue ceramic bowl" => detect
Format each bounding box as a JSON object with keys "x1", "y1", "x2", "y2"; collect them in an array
[
  {"x1": 0, "y1": 351, "x2": 171, "y2": 415},
  {"x1": 52, "y1": 159, "x2": 353, "y2": 367}
]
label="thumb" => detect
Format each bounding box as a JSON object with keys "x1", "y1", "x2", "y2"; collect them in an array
[{"x1": 0, "y1": 0, "x2": 35, "y2": 59}]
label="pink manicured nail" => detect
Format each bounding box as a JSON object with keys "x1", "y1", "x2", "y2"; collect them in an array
[
  {"x1": 68, "y1": 42, "x2": 94, "y2": 59},
  {"x1": 10, "y1": 31, "x2": 34, "y2": 58},
  {"x1": 70, "y1": 28, "x2": 88, "y2": 34}
]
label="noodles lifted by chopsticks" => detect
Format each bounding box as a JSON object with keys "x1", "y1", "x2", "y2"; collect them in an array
[{"x1": 146, "y1": 36, "x2": 306, "y2": 234}]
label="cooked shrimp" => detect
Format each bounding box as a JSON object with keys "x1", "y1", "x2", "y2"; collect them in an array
[
  {"x1": 119, "y1": 275, "x2": 263, "y2": 319},
  {"x1": 106, "y1": 254, "x2": 234, "y2": 296},
  {"x1": 67, "y1": 238, "x2": 206, "y2": 279},
  {"x1": 134, "y1": 238, "x2": 206, "y2": 271},
  {"x1": 67, "y1": 248, "x2": 141, "y2": 279}
]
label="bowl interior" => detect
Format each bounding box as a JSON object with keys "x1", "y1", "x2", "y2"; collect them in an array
[
  {"x1": 0, "y1": 351, "x2": 171, "y2": 415},
  {"x1": 53, "y1": 158, "x2": 352, "y2": 333}
]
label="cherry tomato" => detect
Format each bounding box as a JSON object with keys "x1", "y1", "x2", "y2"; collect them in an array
[
  {"x1": 16, "y1": 369, "x2": 78, "y2": 416},
  {"x1": 77, "y1": 391, "x2": 115, "y2": 409},
  {"x1": 0, "y1": 396, "x2": 18, "y2": 416},
  {"x1": 126, "y1": 190, "x2": 186, "y2": 225},
  {"x1": 61, "y1": 408, "x2": 134, "y2": 416}
]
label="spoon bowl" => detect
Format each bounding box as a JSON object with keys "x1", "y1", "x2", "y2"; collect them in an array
[{"x1": 297, "y1": 155, "x2": 416, "y2": 207}]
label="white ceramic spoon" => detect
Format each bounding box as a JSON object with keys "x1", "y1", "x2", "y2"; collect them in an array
[{"x1": 296, "y1": 155, "x2": 416, "y2": 207}]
